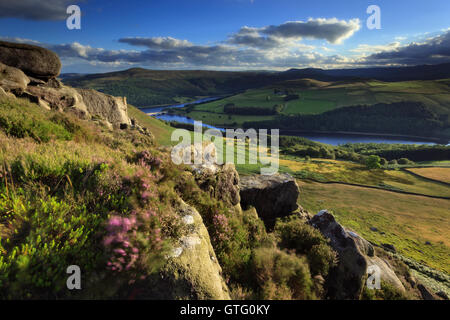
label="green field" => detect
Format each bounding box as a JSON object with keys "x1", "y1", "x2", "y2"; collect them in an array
[
  {"x1": 236, "y1": 153, "x2": 450, "y2": 274},
  {"x1": 405, "y1": 167, "x2": 450, "y2": 184},
  {"x1": 298, "y1": 180, "x2": 450, "y2": 274},
  {"x1": 277, "y1": 158, "x2": 450, "y2": 198},
  {"x1": 176, "y1": 79, "x2": 450, "y2": 127},
  {"x1": 131, "y1": 98, "x2": 450, "y2": 278},
  {"x1": 218, "y1": 137, "x2": 450, "y2": 275}
]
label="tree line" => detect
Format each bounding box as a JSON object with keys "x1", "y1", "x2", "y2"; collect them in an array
[
  {"x1": 223, "y1": 103, "x2": 284, "y2": 115},
  {"x1": 243, "y1": 101, "x2": 449, "y2": 140}
]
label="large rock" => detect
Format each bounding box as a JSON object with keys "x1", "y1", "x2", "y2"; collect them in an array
[
  {"x1": 140, "y1": 200, "x2": 230, "y2": 299},
  {"x1": 0, "y1": 41, "x2": 131, "y2": 129},
  {"x1": 310, "y1": 210, "x2": 369, "y2": 299},
  {"x1": 26, "y1": 84, "x2": 89, "y2": 116},
  {"x1": 366, "y1": 256, "x2": 406, "y2": 293},
  {"x1": 240, "y1": 173, "x2": 299, "y2": 226},
  {"x1": 76, "y1": 89, "x2": 130, "y2": 127},
  {"x1": 172, "y1": 142, "x2": 241, "y2": 206},
  {"x1": 0, "y1": 41, "x2": 61, "y2": 80},
  {"x1": 194, "y1": 162, "x2": 241, "y2": 207},
  {"x1": 0, "y1": 86, "x2": 16, "y2": 99},
  {"x1": 172, "y1": 141, "x2": 219, "y2": 173},
  {"x1": 24, "y1": 85, "x2": 131, "y2": 128},
  {"x1": 417, "y1": 284, "x2": 437, "y2": 300},
  {"x1": 0, "y1": 62, "x2": 30, "y2": 94},
  {"x1": 310, "y1": 210, "x2": 405, "y2": 299}
]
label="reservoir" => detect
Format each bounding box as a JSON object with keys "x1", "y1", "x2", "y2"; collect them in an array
[{"x1": 140, "y1": 99, "x2": 448, "y2": 146}]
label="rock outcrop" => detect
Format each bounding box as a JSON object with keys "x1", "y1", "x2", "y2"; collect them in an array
[
  {"x1": 417, "y1": 284, "x2": 437, "y2": 300},
  {"x1": 26, "y1": 83, "x2": 88, "y2": 114},
  {"x1": 77, "y1": 88, "x2": 130, "y2": 127},
  {"x1": 0, "y1": 41, "x2": 131, "y2": 129},
  {"x1": 142, "y1": 200, "x2": 231, "y2": 300},
  {"x1": 194, "y1": 162, "x2": 241, "y2": 207},
  {"x1": 0, "y1": 41, "x2": 61, "y2": 80},
  {"x1": 172, "y1": 142, "x2": 241, "y2": 207},
  {"x1": 310, "y1": 210, "x2": 405, "y2": 299},
  {"x1": 240, "y1": 173, "x2": 299, "y2": 227},
  {"x1": 0, "y1": 62, "x2": 30, "y2": 94}
]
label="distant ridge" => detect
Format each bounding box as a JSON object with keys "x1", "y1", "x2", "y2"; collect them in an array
[
  {"x1": 283, "y1": 63, "x2": 450, "y2": 81},
  {"x1": 65, "y1": 62, "x2": 450, "y2": 107},
  {"x1": 67, "y1": 62, "x2": 450, "y2": 82}
]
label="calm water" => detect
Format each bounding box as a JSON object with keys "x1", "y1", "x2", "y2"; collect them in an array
[
  {"x1": 281, "y1": 132, "x2": 441, "y2": 146},
  {"x1": 140, "y1": 97, "x2": 221, "y2": 114},
  {"x1": 142, "y1": 98, "x2": 447, "y2": 146}
]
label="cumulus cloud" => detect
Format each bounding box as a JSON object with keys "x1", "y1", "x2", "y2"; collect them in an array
[
  {"x1": 41, "y1": 40, "x2": 326, "y2": 70},
  {"x1": 44, "y1": 40, "x2": 359, "y2": 71},
  {"x1": 350, "y1": 42, "x2": 402, "y2": 54},
  {"x1": 362, "y1": 30, "x2": 450, "y2": 65},
  {"x1": 228, "y1": 18, "x2": 361, "y2": 48},
  {"x1": 3, "y1": 17, "x2": 448, "y2": 72},
  {"x1": 0, "y1": 0, "x2": 82, "y2": 21},
  {"x1": 227, "y1": 26, "x2": 283, "y2": 49},
  {"x1": 119, "y1": 37, "x2": 193, "y2": 50},
  {"x1": 49, "y1": 30, "x2": 448, "y2": 71}
]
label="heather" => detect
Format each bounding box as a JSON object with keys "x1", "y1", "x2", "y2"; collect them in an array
[
  {"x1": 0, "y1": 95, "x2": 413, "y2": 300},
  {"x1": 275, "y1": 216, "x2": 337, "y2": 277},
  {"x1": 0, "y1": 96, "x2": 282, "y2": 299},
  {"x1": 0, "y1": 96, "x2": 183, "y2": 298}
]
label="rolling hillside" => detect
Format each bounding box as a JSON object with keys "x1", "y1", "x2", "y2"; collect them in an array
[
  {"x1": 64, "y1": 63, "x2": 450, "y2": 108},
  {"x1": 173, "y1": 78, "x2": 450, "y2": 141}
]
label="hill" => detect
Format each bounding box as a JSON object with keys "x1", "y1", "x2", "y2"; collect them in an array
[
  {"x1": 65, "y1": 63, "x2": 450, "y2": 108},
  {"x1": 172, "y1": 78, "x2": 450, "y2": 142},
  {"x1": 2, "y1": 41, "x2": 450, "y2": 300},
  {"x1": 284, "y1": 63, "x2": 450, "y2": 82}
]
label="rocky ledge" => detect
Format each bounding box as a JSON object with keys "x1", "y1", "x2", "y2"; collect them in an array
[
  {"x1": 310, "y1": 210, "x2": 405, "y2": 299},
  {"x1": 0, "y1": 40, "x2": 130, "y2": 129},
  {"x1": 240, "y1": 173, "x2": 299, "y2": 227}
]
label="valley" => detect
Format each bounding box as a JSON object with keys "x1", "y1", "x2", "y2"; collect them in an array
[
  {"x1": 125, "y1": 105, "x2": 450, "y2": 281},
  {"x1": 1, "y1": 0, "x2": 450, "y2": 303}
]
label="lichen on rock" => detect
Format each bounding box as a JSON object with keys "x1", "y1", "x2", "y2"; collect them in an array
[
  {"x1": 310, "y1": 210, "x2": 405, "y2": 299},
  {"x1": 140, "y1": 200, "x2": 231, "y2": 300}
]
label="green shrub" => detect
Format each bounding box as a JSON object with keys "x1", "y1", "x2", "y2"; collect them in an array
[
  {"x1": 275, "y1": 216, "x2": 326, "y2": 252},
  {"x1": 398, "y1": 158, "x2": 412, "y2": 165},
  {"x1": 0, "y1": 113, "x2": 180, "y2": 299},
  {"x1": 275, "y1": 216, "x2": 336, "y2": 277},
  {"x1": 389, "y1": 159, "x2": 398, "y2": 165},
  {"x1": 251, "y1": 247, "x2": 315, "y2": 300},
  {"x1": 0, "y1": 192, "x2": 105, "y2": 299},
  {"x1": 365, "y1": 155, "x2": 381, "y2": 169},
  {"x1": 307, "y1": 243, "x2": 336, "y2": 276}
]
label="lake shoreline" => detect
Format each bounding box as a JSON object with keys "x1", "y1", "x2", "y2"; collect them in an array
[
  {"x1": 141, "y1": 97, "x2": 449, "y2": 146},
  {"x1": 277, "y1": 129, "x2": 449, "y2": 145}
]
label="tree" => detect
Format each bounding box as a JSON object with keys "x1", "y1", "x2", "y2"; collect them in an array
[
  {"x1": 398, "y1": 158, "x2": 410, "y2": 165},
  {"x1": 389, "y1": 159, "x2": 398, "y2": 165},
  {"x1": 365, "y1": 155, "x2": 381, "y2": 169}
]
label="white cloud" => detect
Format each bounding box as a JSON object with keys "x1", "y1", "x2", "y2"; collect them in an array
[
  {"x1": 228, "y1": 18, "x2": 361, "y2": 49},
  {"x1": 3, "y1": 22, "x2": 449, "y2": 72}
]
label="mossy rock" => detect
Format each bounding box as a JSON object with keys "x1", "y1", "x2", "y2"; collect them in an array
[{"x1": 138, "y1": 200, "x2": 230, "y2": 300}]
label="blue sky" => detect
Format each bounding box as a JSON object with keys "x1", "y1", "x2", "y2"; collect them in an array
[{"x1": 1, "y1": 0, "x2": 449, "y2": 73}]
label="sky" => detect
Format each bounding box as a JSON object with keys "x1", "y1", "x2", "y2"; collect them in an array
[{"x1": 0, "y1": 0, "x2": 449, "y2": 73}]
